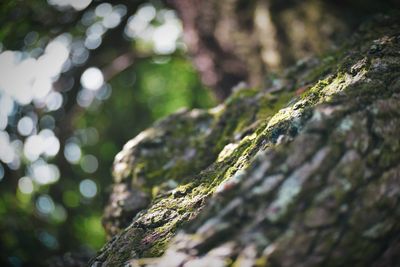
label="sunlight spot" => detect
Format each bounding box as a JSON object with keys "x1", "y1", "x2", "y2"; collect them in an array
[
  {"x1": 30, "y1": 161, "x2": 60, "y2": 185},
  {"x1": 45, "y1": 91, "x2": 63, "y2": 111},
  {"x1": 32, "y1": 76, "x2": 52, "y2": 99},
  {"x1": 153, "y1": 20, "x2": 181, "y2": 54},
  {"x1": 36, "y1": 195, "x2": 55, "y2": 214},
  {"x1": 137, "y1": 4, "x2": 156, "y2": 22},
  {"x1": 0, "y1": 94, "x2": 14, "y2": 116},
  {"x1": 0, "y1": 115, "x2": 6, "y2": 130},
  {"x1": 0, "y1": 35, "x2": 70, "y2": 105},
  {"x1": 70, "y1": 0, "x2": 91, "y2": 11},
  {"x1": 17, "y1": 116, "x2": 34, "y2": 136},
  {"x1": 64, "y1": 142, "x2": 81, "y2": 164},
  {"x1": 40, "y1": 115, "x2": 55, "y2": 130},
  {"x1": 52, "y1": 204, "x2": 68, "y2": 223},
  {"x1": 18, "y1": 176, "x2": 34, "y2": 194},
  {"x1": 81, "y1": 10, "x2": 95, "y2": 26},
  {"x1": 87, "y1": 22, "x2": 106, "y2": 37},
  {"x1": 80, "y1": 127, "x2": 99, "y2": 145},
  {"x1": 77, "y1": 89, "x2": 95, "y2": 107},
  {"x1": 114, "y1": 5, "x2": 127, "y2": 17},
  {"x1": 103, "y1": 11, "x2": 121, "y2": 29},
  {"x1": 48, "y1": 0, "x2": 91, "y2": 11},
  {"x1": 39, "y1": 36, "x2": 70, "y2": 78},
  {"x1": 81, "y1": 67, "x2": 104, "y2": 91},
  {"x1": 37, "y1": 230, "x2": 59, "y2": 249},
  {"x1": 80, "y1": 154, "x2": 98, "y2": 173},
  {"x1": 85, "y1": 34, "x2": 102, "y2": 50},
  {"x1": 9, "y1": 140, "x2": 22, "y2": 170},
  {"x1": 95, "y1": 3, "x2": 112, "y2": 17},
  {"x1": 39, "y1": 129, "x2": 54, "y2": 139},
  {"x1": 8, "y1": 156, "x2": 21, "y2": 170},
  {"x1": 43, "y1": 136, "x2": 60, "y2": 157},
  {"x1": 79, "y1": 179, "x2": 97, "y2": 198},
  {"x1": 71, "y1": 40, "x2": 89, "y2": 65},
  {"x1": 0, "y1": 131, "x2": 15, "y2": 164},
  {"x1": 124, "y1": 4, "x2": 155, "y2": 39},
  {"x1": 24, "y1": 135, "x2": 44, "y2": 161},
  {"x1": 96, "y1": 84, "x2": 112, "y2": 100}
]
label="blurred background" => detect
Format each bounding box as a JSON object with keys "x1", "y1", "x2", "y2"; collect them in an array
[
  {"x1": 0, "y1": 1, "x2": 214, "y2": 266},
  {"x1": 2, "y1": 0, "x2": 399, "y2": 266}
]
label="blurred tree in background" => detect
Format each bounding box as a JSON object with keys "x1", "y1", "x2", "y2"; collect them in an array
[{"x1": 0, "y1": 1, "x2": 214, "y2": 266}]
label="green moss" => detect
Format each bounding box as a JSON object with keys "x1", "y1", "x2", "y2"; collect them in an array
[
  {"x1": 137, "y1": 63, "x2": 367, "y2": 255},
  {"x1": 225, "y1": 87, "x2": 260, "y2": 105}
]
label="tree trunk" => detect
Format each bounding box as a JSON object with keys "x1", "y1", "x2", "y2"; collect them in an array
[
  {"x1": 166, "y1": 0, "x2": 399, "y2": 100},
  {"x1": 92, "y1": 14, "x2": 400, "y2": 267}
]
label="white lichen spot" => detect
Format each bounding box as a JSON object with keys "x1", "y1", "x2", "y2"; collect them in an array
[
  {"x1": 266, "y1": 147, "x2": 330, "y2": 222},
  {"x1": 184, "y1": 148, "x2": 197, "y2": 160},
  {"x1": 251, "y1": 174, "x2": 284, "y2": 195},
  {"x1": 266, "y1": 107, "x2": 294, "y2": 128},
  {"x1": 124, "y1": 128, "x2": 156, "y2": 150},
  {"x1": 339, "y1": 178, "x2": 352, "y2": 191},
  {"x1": 231, "y1": 81, "x2": 249, "y2": 93},
  {"x1": 188, "y1": 108, "x2": 203, "y2": 118},
  {"x1": 266, "y1": 176, "x2": 301, "y2": 222},
  {"x1": 162, "y1": 159, "x2": 176, "y2": 170},
  {"x1": 113, "y1": 162, "x2": 130, "y2": 182},
  {"x1": 276, "y1": 135, "x2": 286, "y2": 145},
  {"x1": 310, "y1": 110, "x2": 323, "y2": 122},
  {"x1": 262, "y1": 243, "x2": 277, "y2": 258},
  {"x1": 215, "y1": 170, "x2": 245, "y2": 194},
  {"x1": 209, "y1": 104, "x2": 225, "y2": 115},
  {"x1": 325, "y1": 71, "x2": 366, "y2": 97},
  {"x1": 217, "y1": 143, "x2": 239, "y2": 162},
  {"x1": 362, "y1": 221, "x2": 393, "y2": 239},
  {"x1": 339, "y1": 117, "x2": 354, "y2": 132}
]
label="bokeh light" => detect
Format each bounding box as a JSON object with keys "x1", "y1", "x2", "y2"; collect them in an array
[
  {"x1": 30, "y1": 160, "x2": 60, "y2": 185},
  {"x1": 79, "y1": 179, "x2": 97, "y2": 198},
  {"x1": 48, "y1": 0, "x2": 92, "y2": 11},
  {"x1": 18, "y1": 176, "x2": 34, "y2": 194},
  {"x1": 124, "y1": 4, "x2": 182, "y2": 54},
  {"x1": 80, "y1": 155, "x2": 98, "y2": 173},
  {"x1": 37, "y1": 230, "x2": 59, "y2": 250},
  {"x1": 0, "y1": 35, "x2": 70, "y2": 105},
  {"x1": 64, "y1": 142, "x2": 82, "y2": 164},
  {"x1": 17, "y1": 117, "x2": 34, "y2": 136},
  {"x1": 36, "y1": 195, "x2": 55, "y2": 214},
  {"x1": 0, "y1": 1, "x2": 214, "y2": 265},
  {"x1": 81, "y1": 67, "x2": 104, "y2": 91}
]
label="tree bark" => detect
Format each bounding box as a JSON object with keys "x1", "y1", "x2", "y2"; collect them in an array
[{"x1": 92, "y1": 14, "x2": 400, "y2": 267}]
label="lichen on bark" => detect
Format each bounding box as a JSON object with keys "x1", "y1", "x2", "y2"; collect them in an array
[{"x1": 92, "y1": 15, "x2": 400, "y2": 267}]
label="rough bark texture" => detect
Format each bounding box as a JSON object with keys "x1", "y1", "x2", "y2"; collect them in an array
[{"x1": 93, "y1": 15, "x2": 400, "y2": 267}]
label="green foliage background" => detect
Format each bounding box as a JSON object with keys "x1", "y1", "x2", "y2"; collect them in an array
[{"x1": 0, "y1": 1, "x2": 215, "y2": 266}]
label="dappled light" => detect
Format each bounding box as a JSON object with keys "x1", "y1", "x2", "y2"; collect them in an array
[
  {"x1": 0, "y1": 1, "x2": 214, "y2": 266},
  {"x1": 48, "y1": 0, "x2": 92, "y2": 11},
  {"x1": 5, "y1": 1, "x2": 397, "y2": 266},
  {"x1": 79, "y1": 179, "x2": 97, "y2": 198},
  {"x1": 81, "y1": 67, "x2": 104, "y2": 91},
  {"x1": 125, "y1": 5, "x2": 182, "y2": 55},
  {"x1": 0, "y1": 35, "x2": 70, "y2": 105}
]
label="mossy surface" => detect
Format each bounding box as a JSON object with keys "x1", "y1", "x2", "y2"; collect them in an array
[{"x1": 92, "y1": 15, "x2": 400, "y2": 267}]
